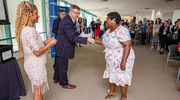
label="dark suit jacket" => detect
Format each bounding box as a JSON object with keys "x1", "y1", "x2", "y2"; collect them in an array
[
  {"x1": 56, "y1": 15, "x2": 87, "y2": 59},
  {"x1": 159, "y1": 23, "x2": 170, "y2": 37},
  {"x1": 52, "y1": 18, "x2": 61, "y2": 39}
]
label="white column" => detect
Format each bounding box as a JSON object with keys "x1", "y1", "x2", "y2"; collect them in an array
[
  {"x1": 151, "y1": 10, "x2": 163, "y2": 21},
  {"x1": 136, "y1": 14, "x2": 139, "y2": 24},
  {"x1": 151, "y1": 10, "x2": 155, "y2": 21},
  {"x1": 82, "y1": 10, "x2": 84, "y2": 18},
  {"x1": 172, "y1": 10, "x2": 180, "y2": 23}
]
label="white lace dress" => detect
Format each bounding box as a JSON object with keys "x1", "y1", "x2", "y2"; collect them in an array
[{"x1": 21, "y1": 26, "x2": 49, "y2": 95}]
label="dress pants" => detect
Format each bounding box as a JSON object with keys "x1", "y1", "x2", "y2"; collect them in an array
[
  {"x1": 53, "y1": 56, "x2": 69, "y2": 86},
  {"x1": 141, "y1": 33, "x2": 146, "y2": 45},
  {"x1": 160, "y1": 35, "x2": 167, "y2": 49}
]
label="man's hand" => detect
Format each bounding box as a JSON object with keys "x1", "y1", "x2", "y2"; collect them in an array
[{"x1": 87, "y1": 37, "x2": 95, "y2": 44}]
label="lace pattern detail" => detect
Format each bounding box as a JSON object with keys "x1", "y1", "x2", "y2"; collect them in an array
[
  {"x1": 32, "y1": 76, "x2": 49, "y2": 95},
  {"x1": 21, "y1": 26, "x2": 48, "y2": 94}
]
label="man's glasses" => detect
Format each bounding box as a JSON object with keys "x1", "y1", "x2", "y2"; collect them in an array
[{"x1": 72, "y1": 11, "x2": 80, "y2": 15}]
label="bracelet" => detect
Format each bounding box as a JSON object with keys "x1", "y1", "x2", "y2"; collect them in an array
[
  {"x1": 47, "y1": 43, "x2": 51, "y2": 48},
  {"x1": 43, "y1": 41, "x2": 47, "y2": 45}
]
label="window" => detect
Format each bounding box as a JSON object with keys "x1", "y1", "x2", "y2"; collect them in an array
[
  {"x1": 0, "y1": 0, "x2": 47, "y2": 52},
  {"x1": 4, "y1": 0, "x2": 29, "y2": 52},
  {"x1": 60, "y1": 1, "x2": 65, "y2": 6},
  {"x1": 84, "y1": 11, "x2": 94, "y2": 27},
  {"x1": 6, "y1": 0, "x2": 29, "y2": 38},
  {"x1": 0, "y1": 26, "x2": 5, "y2": 39},
  {"x1": 34, "y1": 0, "x2": 43, "y2": 33},
  {"x1": 79, "y1": 9, "x2": 82, "y2": 17}
]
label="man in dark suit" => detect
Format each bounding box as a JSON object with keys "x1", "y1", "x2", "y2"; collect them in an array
[
  {"x1": 52, "y1": 10, "x2": 66, "y2": 39},
  {"x1": 90, "y1": 18, "x2": 95, "y2": 38},
  {"x1": 53, "y1": 5, "x2": 95, "y2": 89},
  {"x1": 52, "y1": 10, "x2": 66, "y2": 83}
]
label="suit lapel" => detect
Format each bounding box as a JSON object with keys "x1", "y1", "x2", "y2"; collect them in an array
[{"x1": 67, "y1": 15, "x2": 74, "y2": 25}]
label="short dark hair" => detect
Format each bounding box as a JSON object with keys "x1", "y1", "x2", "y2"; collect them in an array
[
  {"x1": 69, "y1": 5, "x2": 80, "y2": 11},
  {"x1": 151, "y1": 20, "x2": 154, "y2": 24},
  {"x1": 60, "y1": 10, "x2": 65, "y2": 13},
  {"x1": 107, "y1": 12, "x2": 121, "y2": 24}
]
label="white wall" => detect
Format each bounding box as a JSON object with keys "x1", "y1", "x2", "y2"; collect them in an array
[
  {"x1": 122, "y1": 16, "x2": 131, "y2": 22},
  {"x1": 45, "y1": 0, "x2": 50, "y2": 38},
  {"x1": 137, "y1": 15, "x2": 151, "y2": 23},
  {"x1": 163, "y1": 12, "x2": 173, "y2": 22},
  {"x1": 172, "y1": 10, "x2": 180, "y2": 24}
]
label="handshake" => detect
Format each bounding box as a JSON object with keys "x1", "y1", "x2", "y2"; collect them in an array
[
  {"x1": 87, "y1": 37, "x2": 96, "y2": 44},
  {"x1": 46, "y1": 38, "x2": 57, "y2": 46}
]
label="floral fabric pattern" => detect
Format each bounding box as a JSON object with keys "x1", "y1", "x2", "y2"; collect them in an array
[{"x1": 102, "y1": 25, "x2": 135, "y2": 87}]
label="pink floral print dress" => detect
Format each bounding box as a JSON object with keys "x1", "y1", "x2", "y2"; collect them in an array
[{"x1": 102, "y1": 25, "x2": 135, "y2": 87}]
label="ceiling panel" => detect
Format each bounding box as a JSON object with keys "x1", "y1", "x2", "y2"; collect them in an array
[{"x1": 63, "y1": 0, "x2": 180, "y2": 16}]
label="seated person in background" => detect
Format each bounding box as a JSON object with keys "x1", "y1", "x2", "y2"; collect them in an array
[
  {"x1": 178, "y1": 43, "x2": 180, "y2": 52},
  {"x1": 178, "y1": 43, "x2": 180, "y2": 91}
]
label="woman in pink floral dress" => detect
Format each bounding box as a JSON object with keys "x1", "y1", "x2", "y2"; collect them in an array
[{"x1": 96, "y1": 12, "x2": 135, "y2": 100}]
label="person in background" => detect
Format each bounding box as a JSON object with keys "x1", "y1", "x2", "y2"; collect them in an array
[
  {"x1": 153, "y1": 18, "x2": 162, "y2": 36},
  {"x1": 177, "y1": 19, "x2": 180, "y2": 43},
  {"x1": 90, "y1": 18, "x2": 96, "y2": 38},
  {"x1": 52, "y1": 10, "x2": 66, "y2": 83},
  {"x1": 129, "y1": 19, "x2": 135, "y2": 44},
  {"x1": 54, "y1": 5, "x2": 95, "y2": 89},
  {"x1": 82, "y1": 18, "x2": 85, "y2": 31},
  {"x1": 159, "y1": 20, "x2": 169, "y2": 54},
  {"x1": 146, "y1": 20, "x2": 151, "y2": 45},
  {"x1": 141, "y1": 20, "x2": 147, "y2": 45},
  {"x1": 125, "y1": 19, "x2": 129, "y2": 27},
  {"x1": 166, "y1": 19, "x2": 173, "y2": 51},
  {"x1": 129, "y1": 19, "x2": 135, "y2": 33},
  {"x1": 120, "y1": 19, "x2": 125, "y2": 26},
  {"x1": 95, "y1": 19, "x2": 102, "y2": 40},
  {"x1": 52, "y1": 10, "x2": 66, "y2": 39},
  {"x1": 178, "y1": 43, "x2": 180, "y2": 52},
  {"x1": 84, "y1": 17, "x2": 87, "y2": 32},
  {"x1": 104, "y1": 20, "x2": 107, "y2": 32},
  {"x1": 136, "y1": 20, "x2": 142, "y2": 44},
  {"x1": 150, "y1": 20, "x2": 154, "y2": 36},
  {"x1": 15, "y1": 1, "x2": 57, "y2": 100},
  {"x1": 171, "y1": 20, "x2": 179, "y2": 44},
  {"x1": 151, "y1": 18, "x2": 161, "y2": 49},
  {"x1": 76, "y1": 17, "x2": 85, "y2": 47},
  {"x1": 95, "y1": 12, "x2": 135, "y2": 100}
]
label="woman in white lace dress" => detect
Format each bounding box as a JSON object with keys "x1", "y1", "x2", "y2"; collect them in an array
[{"x1": 15, "y1": 1, "x2": 57, "y2": 100}]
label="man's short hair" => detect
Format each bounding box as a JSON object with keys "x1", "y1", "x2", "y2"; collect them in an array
[
  {"x1": 69, "y1": 5, "x2": 80, "y2": 11},
  {"x1": 60, "y1": 10, "x2": 65, "y2": 13}
]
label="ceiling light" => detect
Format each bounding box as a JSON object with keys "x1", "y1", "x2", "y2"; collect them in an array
[
  {"x1": 101, "y1": 0, "x2": 109, "y2": 2},
  {"x1": 164, "y1": 0, "x2": 174, "y2": 2}
]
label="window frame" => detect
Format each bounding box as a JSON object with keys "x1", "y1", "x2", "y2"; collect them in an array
[{"x1": 0, "y1": 0, "x2": 47, "y2": 53}]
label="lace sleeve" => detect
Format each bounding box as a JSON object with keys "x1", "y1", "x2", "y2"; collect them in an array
[{"x1": 25, "y1": 30, "x2": 40, "y2": 51}]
